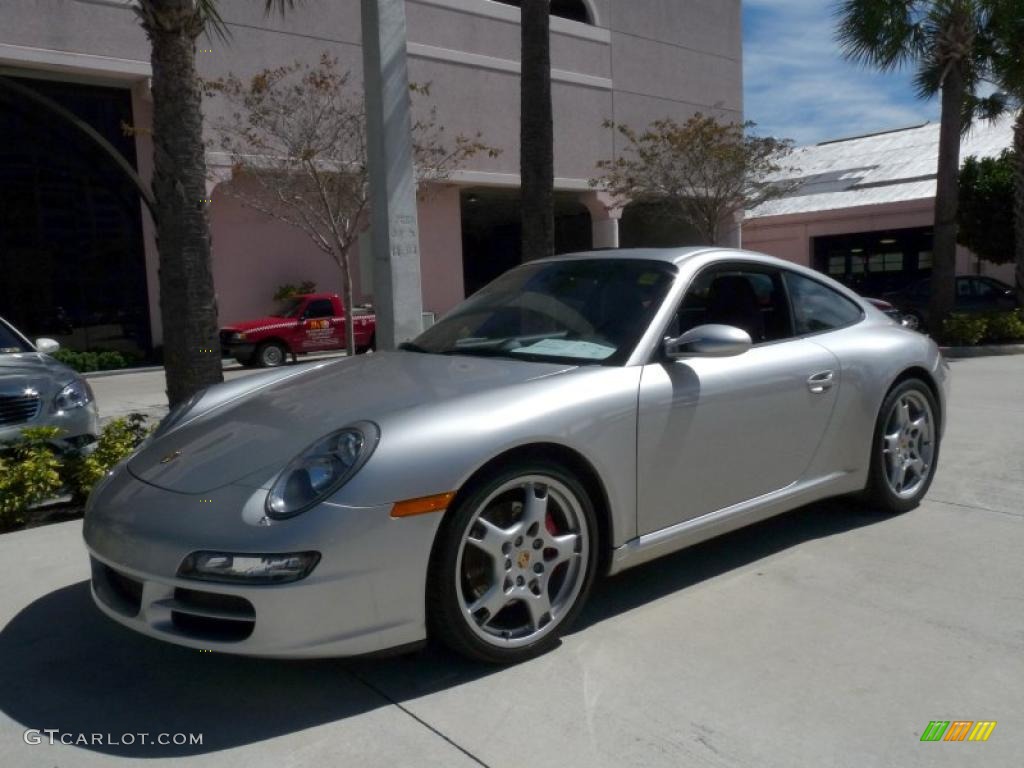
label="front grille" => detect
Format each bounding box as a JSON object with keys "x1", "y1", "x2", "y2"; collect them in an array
[
  {"x1": 91, "y1": 558, "x2": 143, "y2": 618},
  {"x1": 219, "y1": 330, "x2": 234, "y2": 347},
  {"x1": 166, "y1": 587, "x2": 255, "y2": 642},
  {"x1": 0, "y1": 393, "x2": 41, "y2": 426}
]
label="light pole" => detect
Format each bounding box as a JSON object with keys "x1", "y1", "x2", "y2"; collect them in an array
[{"x1": 361, "y1": 0, "x2": 424, "y2": 350}]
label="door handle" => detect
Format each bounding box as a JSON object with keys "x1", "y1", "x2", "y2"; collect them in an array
[{"x1": 807, "y1": 371, "x2": 834, "y2": 394}]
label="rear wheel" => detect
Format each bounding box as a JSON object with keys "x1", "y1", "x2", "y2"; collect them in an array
[
  {"x1": 864, "y1": 379, "x2": 939, "y2": 513},
  {"x1": 428, "y1": 461, "x2": 598, "y2": 664},
  {"x1": 255, "y1": 341, "x2": 287, "y2": 368}
]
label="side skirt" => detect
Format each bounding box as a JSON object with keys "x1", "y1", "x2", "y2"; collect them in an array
[{"x1": 608, "y1": 472, "x2": 854, "y2": 576}]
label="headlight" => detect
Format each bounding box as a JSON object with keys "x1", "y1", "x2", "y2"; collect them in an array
[
  {"x1": 231, "y1": 332, "x2": 247, "y2": 342},
  {"x1": 266, "y1": 422, "x2": 379, "y2": 519},
  {"x1": 54, "y1": 378, "x2": 93, "y2": 411},
  {"x1": 152, "y1": 389, "x2": 205, "y2": 440}
]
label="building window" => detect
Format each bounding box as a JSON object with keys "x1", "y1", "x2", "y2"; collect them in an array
[{"x1": 492, "y1": 0, "x2": 593, "y2": 24}]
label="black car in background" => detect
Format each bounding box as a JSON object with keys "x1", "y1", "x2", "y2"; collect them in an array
[{"x1": 884, "y1": 275, "x2": 1019, "y2": 330}]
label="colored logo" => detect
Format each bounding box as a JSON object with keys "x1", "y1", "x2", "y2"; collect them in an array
[{"x1": 920, "y1": 721, "x2": 996, "y2": 742}]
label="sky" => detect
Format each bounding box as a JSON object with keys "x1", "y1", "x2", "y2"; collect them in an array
[{"x1": 743, "y1": 0, "x2": 940, "y2": 147}]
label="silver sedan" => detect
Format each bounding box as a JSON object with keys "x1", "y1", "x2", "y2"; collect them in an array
[
  {"x1": 84, "y1": 248, "x2": 947, "y2": 663},
  {"x1": 1, "y1": 316, "x2": 98, "y2": 452}
]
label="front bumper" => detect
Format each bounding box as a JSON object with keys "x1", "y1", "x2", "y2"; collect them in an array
[
  {"x1": 83, "y1": 468, "x2": 444, "y2": 658},
  {"x1": 0, "y1": 401, "x2": 98, "y2": 452}
]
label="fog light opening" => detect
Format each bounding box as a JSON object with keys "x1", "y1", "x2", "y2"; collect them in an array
[{"x1": 177, "y1": 551, "x2": 320, "y2": 584}]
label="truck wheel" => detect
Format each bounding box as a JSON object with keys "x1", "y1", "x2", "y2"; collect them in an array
[
  {"x1": 255, "y1": 341, "x2": 287, "y2": 368},
  {"x1": 356, "y1": 333, "x2": 376, "y2": 355}
]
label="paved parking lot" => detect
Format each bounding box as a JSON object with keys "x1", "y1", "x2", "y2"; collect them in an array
[{"x1": 2, "y1": 356, "x2": 1021, "y2": 767}]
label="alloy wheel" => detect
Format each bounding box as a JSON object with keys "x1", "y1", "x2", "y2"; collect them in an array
[
  {"x1": 881, "y1": 390, "x2": 935, "y2": 499},
  {"x1": 455, "y1": 475, "x2": 589, "y2": 649}
]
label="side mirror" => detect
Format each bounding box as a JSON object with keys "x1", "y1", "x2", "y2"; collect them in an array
[
  {"x1": 664, "y1": 324, "x2": 751, "y2": 360},
  {"x1": 34, "y1": 338, "x2": 60, "y2": 354}
]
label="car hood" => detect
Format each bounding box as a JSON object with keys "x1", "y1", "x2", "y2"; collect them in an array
[
  {"x1": 0, "y1": 352, "x2": 77, "y2": 397},
  {"x1": 128, "y1": 351, "x2": 575, "y2": 494},
  {"x1": 221, "y1": 316, "x2": 299, "y2": 333}
]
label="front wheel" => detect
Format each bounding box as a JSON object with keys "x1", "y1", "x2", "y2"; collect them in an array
[
  {"x1": 864, "y1": 379, "x2": 940, "y2": 513},
  {"x1": 428, "y1": 462, "x2": 598, "y2": 664},
  {"x1": 255, "y1": 341, "x2": 287, "y2": 368}
]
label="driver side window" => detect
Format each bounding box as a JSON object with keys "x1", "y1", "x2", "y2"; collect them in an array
[{"x1": 671, "y1": 266, "x2": 792, "y2": 344}]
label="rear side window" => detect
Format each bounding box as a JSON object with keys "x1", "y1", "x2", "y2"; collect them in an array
[{"x1": 784, "y1": 272, "x2": 863, "y2": 335}]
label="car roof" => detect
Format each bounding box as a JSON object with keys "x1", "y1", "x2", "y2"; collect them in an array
[
  {"x1": 542, "y1": 246, "x2": 829, "y2": 273},
  {"x1": 541, "y1": 247, "x2": 715, "y2": 266}
]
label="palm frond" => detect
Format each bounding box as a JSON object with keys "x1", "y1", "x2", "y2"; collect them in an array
[{"x1": 835, "y1": 0, "x2": 925, "y2": 71}]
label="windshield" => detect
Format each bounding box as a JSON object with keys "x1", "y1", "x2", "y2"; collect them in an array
[
  {"x1": 273, "y1": 298, "x2": 303, "y2": 318},
  {"x1": 409, "y1": 259, "x2": 676, "y2": 365},
  {"x1": 0, "y1": 319, "x2": 32, "y2": 354}
]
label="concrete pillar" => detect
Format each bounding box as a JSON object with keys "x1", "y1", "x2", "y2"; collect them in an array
[
  {"x1": 580, "y1": 191, "x2": 624, "y2": 249},
  {"x1": 361, "y1": 0, "x2": 424, "y2": 349}
]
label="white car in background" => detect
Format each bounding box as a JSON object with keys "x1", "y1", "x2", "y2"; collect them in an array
[{"x1": 0, "y1": 315, "x2": 98, "y2": 452}]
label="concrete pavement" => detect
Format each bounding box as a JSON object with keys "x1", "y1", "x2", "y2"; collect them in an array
[{"x1": 1, "y1": 356, "x2": 1021, "y2": 767}]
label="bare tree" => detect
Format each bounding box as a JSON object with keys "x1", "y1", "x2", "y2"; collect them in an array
[
  {"x1": 206, "y1": 55, "x2": 497, "y2": 354},
  {"x1": 594, "y1": 114, "x2": 795, "y2": 245}
]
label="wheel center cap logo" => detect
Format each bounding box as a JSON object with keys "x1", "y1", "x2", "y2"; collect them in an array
[{"x1": 517, "y1": 551, "x2": 530, "y2": 569}]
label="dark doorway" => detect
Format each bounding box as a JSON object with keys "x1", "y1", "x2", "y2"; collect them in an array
[
  {"x1": 492, "y1": 0, "x2": 592, "y2": 24},
  {"x1": 812, "y1": 227, "x2": 933, "y2": 296},
  {"x1": 620, "y1": 201, "x2": 703, "y2": 248},
  {"x1": 460, "y1": 188, "x2": 592, "y2": 296},
  {"x1": 0, "y1": 75, "x2": 151, "y2": 356}
]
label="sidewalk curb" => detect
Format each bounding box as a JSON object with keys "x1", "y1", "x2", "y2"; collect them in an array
[
  {"x1": 940, "y1": 343, "x2": 1024, "y2": 359},
  {"x1": 82, "y1": 351, "x2": 349, "y2": 380}
]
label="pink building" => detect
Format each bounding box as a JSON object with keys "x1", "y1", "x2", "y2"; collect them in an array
[
  {"x1": 744, "y1": 116, "x2": 1017, "y2": 297},
  {"x1": 0, "y1": 0, "x2": 742, "y2": 356}
]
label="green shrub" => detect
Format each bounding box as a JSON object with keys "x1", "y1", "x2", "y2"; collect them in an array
[
  {"x1": 273, "y1": 280, "x2": 318, "y2": 301},
  {"x1": 64, "y1": 414, "x2": 152, "y2": 504},
  {"x1": 982, "y1": 310, "x2": 1024, "y2": 343},
  {"x1": 0, "y1": 415, "x2": 151, "y2": 530},
  {"x1": 940, "y1": 313, "x2": 989, "y2": 346},
  {"x1": 0, "y1": 427, "x2": 64, "y2": 530},
  {"x1": 50, "y1": 348, "x2": 135, "y2": 373}
]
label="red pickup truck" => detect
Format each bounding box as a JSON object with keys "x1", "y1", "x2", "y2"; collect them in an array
[{"x1": 220, "y1": 293, "x2": 376, "y2": 367}]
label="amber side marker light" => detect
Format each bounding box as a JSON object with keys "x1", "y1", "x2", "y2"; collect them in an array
[{"x1": 391, "y1": 492, "x2": 456, "y2": 518}]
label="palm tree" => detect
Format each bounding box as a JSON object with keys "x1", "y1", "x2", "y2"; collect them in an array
[
  {"x1": 520, "y1": 0, "x2": 555, "y2": 261},
  {"x1": 836, "y1": 1, "x2": 993, "y2": 333},
  {"x1": 134, "y1": 1, "x2": 293, "y2": 406},
  {"x1": 984, "y1": 0, "x2": 1024, "y2": 304}
]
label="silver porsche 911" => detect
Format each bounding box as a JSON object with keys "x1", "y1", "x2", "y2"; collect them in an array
[{"x1": 84, "y1": 248, "x2": 947, "y2": 663}]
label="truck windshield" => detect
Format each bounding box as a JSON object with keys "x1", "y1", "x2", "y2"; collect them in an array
[
  {"x1": 0, "y1": 319, "x2": 32, "y2": 354},
  {"x1": 273, "y1": 298, "x2": 303, "y2": 318},
  {"x1": 408, "y1": 259, "x2": 676, "y2": 365}
]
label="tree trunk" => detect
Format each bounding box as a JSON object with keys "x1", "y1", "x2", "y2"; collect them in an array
[
  {"x1": 338, "y1": 247, "x2": 357, "y2": 356},
  {"x1": 928, "y1": 63, "x2": 966, "y2": 335},
  {"x1": 1015, "y1": 112, "x2": 1024, "y2": 308},
  {"x1": 141, "y1": 1, "x2": 223, "y2": 406},
  {"x1": 520, "y1": 0, "x2": 555, "y2": 261}
]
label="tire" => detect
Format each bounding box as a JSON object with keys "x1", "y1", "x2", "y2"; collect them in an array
[
  {"x1": 427, "y1": 460, "x2": 599, "y2": 664},
  {"x1": 355, "y1": 334, "x2": 376, "y2": 355},
  {"x1": 864, "y1": 378, "x2": 940, "y2": 513},
  {"x1": 255, "y1": 341, "x2": 287, "y2": 368}
]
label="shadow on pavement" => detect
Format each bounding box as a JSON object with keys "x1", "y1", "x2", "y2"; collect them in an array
[
  {"x1": 578, "y1": 497, "x2": 887, "y2": 629},
  {"x1": 0, "y1": 497, "x2": 888, "y2": 758}
]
